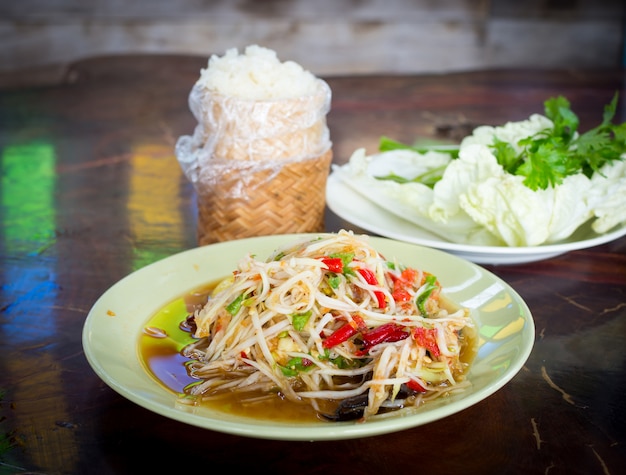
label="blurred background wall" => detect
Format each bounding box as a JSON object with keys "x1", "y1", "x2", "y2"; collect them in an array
[{"x1": 0, "y1": 0, "x2": 624, "y2": 77}]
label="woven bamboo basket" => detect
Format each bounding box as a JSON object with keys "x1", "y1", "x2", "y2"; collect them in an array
[{"x1": 196, "y1": 149, "x2": 333, "y2": 245}]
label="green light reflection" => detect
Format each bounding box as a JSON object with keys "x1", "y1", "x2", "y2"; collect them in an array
[
  {"x1": 1, "y1": 141, "x2": 58, "y2": 345},
  {"x1": 1, "y1": 142, "x2": 56, "y2": 255}
]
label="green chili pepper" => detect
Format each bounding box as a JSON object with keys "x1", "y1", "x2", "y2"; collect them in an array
[
  {"x1": 319, "y1": 349, "x2": 351, "y2": 369},
  {"x1": 292, "y1": 310, "x2": 312, "y2": 331},
  {"x1": 226, "y1": 293, "x2": 244, "y2": 316},
  {"x1": 327, "y1": 274, "x2": 342, "y2": 289},
  {"x1": 416, "y1": 275, "x2": 438, "y2": 316},
  {"x1": 280, "y1": 357, "x2": 314, "y2": 376}
]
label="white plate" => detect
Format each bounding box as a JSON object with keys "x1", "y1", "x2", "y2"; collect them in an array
[
  {"x1": 326, "y1": 173, "x2": 626, "y2": 265},
  {"x1": 82, "y1": 233, "x2": 534, "y2": 441}
]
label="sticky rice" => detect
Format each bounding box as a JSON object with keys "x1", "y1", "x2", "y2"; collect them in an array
[
  {"x1": 196, "y1": 45, "x2": 319, "y2": 100},
  {"x1": 175, "y1": 44, "x2": 333, "y2": 245},
  {"x1": 184, "y1": 45, "x2": 331, "y2": 162}
]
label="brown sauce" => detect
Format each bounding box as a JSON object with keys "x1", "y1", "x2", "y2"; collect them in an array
[
  {"x1": 138, "y1": 281, "x2": 324, "y2": 422},
  {"x1": 138, "y1": 281, "x2": 476, "y2": 423}
]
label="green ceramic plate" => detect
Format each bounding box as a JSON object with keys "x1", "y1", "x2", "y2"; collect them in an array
[{"x1": 82, "y1": 233, "x2": 534, "y2": 441}]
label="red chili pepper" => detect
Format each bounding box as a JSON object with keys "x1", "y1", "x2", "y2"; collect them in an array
[
  {"x1": 411, "y1": 327, "x2": 441, "y2": 358},
  {"x1": 323, "y1": 321, "x2": 358, "y2": 348},
  {"x1": 240, "y1": 351, "x2": 253, "y2": 366},
  {"x1": 362, "y1": 323, "x2": 409, "y2": 349},
  {"x1": 357, "y1": 268, "x2": 387, "y2": 309},
  {"x1": 320, "y1": 257, "x2": 344, "y2": 273},
  {"x1": 358, "y1": 268, "x2": 377, "y2": 285},
  {"x1": 406, "y1": 379, "x2": 427, "y2": 393},
  {"x1": 374, "y1": 293, "x2": 387, "y2": 309}
]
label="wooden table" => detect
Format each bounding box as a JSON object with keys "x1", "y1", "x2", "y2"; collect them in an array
[{"x1": 1, "y1": 55, "x2": 625, "y2": 475}]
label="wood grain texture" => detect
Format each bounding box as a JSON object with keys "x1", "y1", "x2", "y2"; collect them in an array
[
  {"x1": 0, "y1": 55, "x2": 624, "y2": 474},
  {"x1": 0, "y1": 0, "x2": 623, "y2": 75}
]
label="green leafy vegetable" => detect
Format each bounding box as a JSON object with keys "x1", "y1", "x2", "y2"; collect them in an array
[
  {"x1": 501, "y1": 93, "x2": 626, "y2": 190},
  {"x1": 378, "y1": 93, "x2": 626, "y2": 191},
  {"x1": 379, "y1": 135, "x2": 460, "y2": 158},
  {"x1": 375, "y1": 167, "x2": 447, "y2": 188}
]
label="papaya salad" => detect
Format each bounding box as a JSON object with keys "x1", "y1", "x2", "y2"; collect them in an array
[{"x1": 181, "y1": 230, "x2": 476, "y2": 421}]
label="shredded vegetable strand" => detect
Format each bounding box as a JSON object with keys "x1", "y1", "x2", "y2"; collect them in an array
[{"x1": 181, "y1": 230, "x2": 475, "y2": 420}]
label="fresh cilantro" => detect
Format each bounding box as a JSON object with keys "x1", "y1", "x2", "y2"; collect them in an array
[
  {"x1": 499, "y1": 93, "x2": 626, "y2": 190},
  {"x1": 513, "y1": 137, "x2": 574, "y2": 190},
  {"x1": 490, "y1": 138, "x2": 520, "y2": 171}
]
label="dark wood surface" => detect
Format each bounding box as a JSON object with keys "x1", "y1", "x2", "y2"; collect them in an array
[{"x1": 1, "y1": 55, "x2": 625, "y2": 475}]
